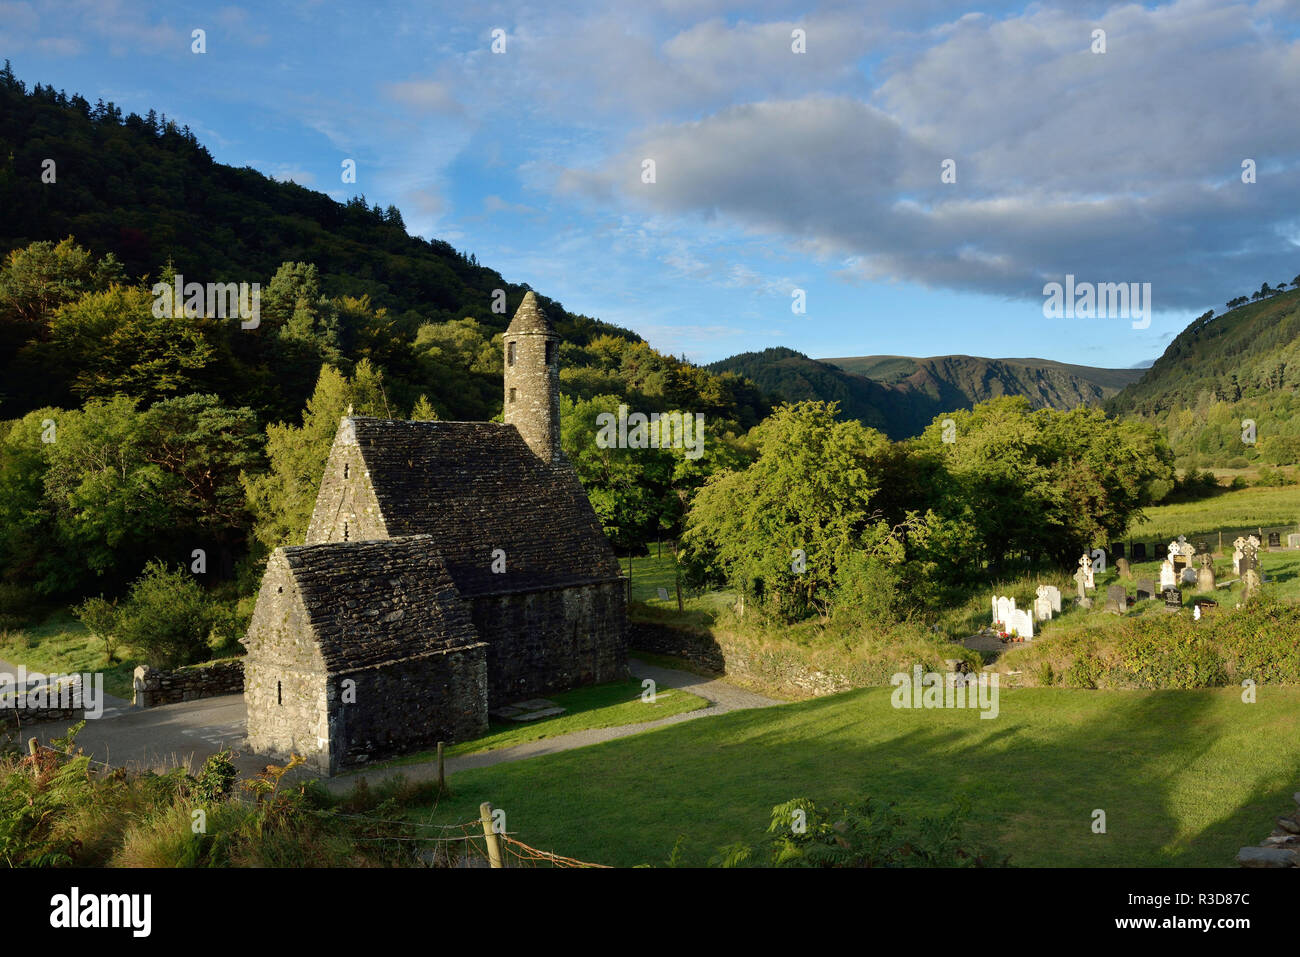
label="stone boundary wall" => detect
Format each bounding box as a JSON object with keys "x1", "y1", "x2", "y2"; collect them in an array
[
  {"x1": 629, "y1": 621, "x2": 850, "y2": 699},
  {"x1": 0, "y1": 676, "x2": 87, "y2": 727},
  {"x1": 133, "y1": 658, "x2": 245, "y2": 709},
  {"x1": 1237, "y1": 791, "x2": 1300, "y2": 867},
  {"x1": 0, "y1": 703, "x2": 84, "y2": 728}
]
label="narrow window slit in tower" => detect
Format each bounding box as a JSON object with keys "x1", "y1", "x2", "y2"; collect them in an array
[
  {"x1": 509, "y1": 388, "x2": 517, "y2": 403},
  {"x1": 507, "y1": 341, "x2": 516, "y2": 366}
]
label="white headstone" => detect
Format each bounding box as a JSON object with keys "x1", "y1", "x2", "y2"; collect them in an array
[
  {"x1": 1007, "y1": 608, "x2": 1034, "y2": 639},
  {"x1": 656, "y1": 587, "x2": 670, "y2": 601},
  {"x1": 1039, "y1": 584, "x2": 1062, "y2": 613},
  {"x1": 1034, "y1": 596, "x2": 1053, "y2": 622},
  {"x1": 1160, "y1": 560, "x2": 1177, "y2": 591}
]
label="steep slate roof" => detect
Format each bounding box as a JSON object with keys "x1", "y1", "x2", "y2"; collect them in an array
[
  {"x1": 505, "y1": 290, "x2": 554, "y2": 336},
  {"x1": 347, "y1": 417, "x2": 622, "y2": 597},
  {"x1": 282, "y1": 535, "x2": 482, "y2": 672}
]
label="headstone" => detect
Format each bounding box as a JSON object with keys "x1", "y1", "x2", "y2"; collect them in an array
[
  {"x1": 1007, "y1": 608, "x2": 1034, "y2": 639},
  {"x1": 1105, "y1": 584, "x2": 1126, "y2": 614},
  {"x1": 1110, "y1": 542, "x2": 1124, "y2": 560},
  {"x1": 1180, "y1": 566, "x2": 1198, "y2": 586},
  {"x1": 656, "y1": 587, "x2": 670, "y2": 601},
  {"x1": 1136, "y1": 579, "x2": 1155, "y2": 601},
  {"x1": 1235, "y1": 535, "x2": 1261, "y2": 577},
  {"x1": 1196, "y1": 555, "x2": 1216, "y2": 592},
  {"x1": 1268, "y1": 532, "x2": 1281, "y2": 549},
  {"x1": 1034, "y1": 595, "x2": 1053, "y2": 622},
  {"x1": 1115, "y1": 557, "x2": 1131, "y2": 579},
  {"x1": 1159, "y1": 560, "x2": 1177, "y2": 592},
  {"x1": 1036, "y1": 584, "x2": 1062, "y2": 614},
  {"x1": 1131, "y1": 542, "x2": 1147, "y2": 562},
  {"x1": 1078, "y1": 553, "x2": 1095, "y2": 590},
  {"x1": 1163, "y1": 586, "x2": 1182, "y2": 609},
  {"x1": 1289, "y1": 534, "x2": 1300, "y2": 549},
  {"x1": 1243, "y1": 568, "x2": 1262, "y2": 601},
  {"x1": 1073, "y1": 562, "x2": 1089, "y2": 601},
  {"x1": 1195, "y1": 541, "x2": 1210, "y2": 556},
  {"x1": 993, "y1": 595, "x2": 1017, "y2": 629}
]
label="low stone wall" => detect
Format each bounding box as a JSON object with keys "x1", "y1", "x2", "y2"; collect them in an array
[
  {"x1": 629, "y1": 621, "x2": 851, "y2": 699},
  {"x1": 1237, "y1": 791, "x2": 1300, "y2": 867},
  {"x1": 0, "y1": 703, "x2": 84, "y2": 728},
  {"x1": 0, "y1": 676, "x2": 87, "y2": 727},
  {"x1": 133, "y1": 658, "x2": 244, "y2": 708}
]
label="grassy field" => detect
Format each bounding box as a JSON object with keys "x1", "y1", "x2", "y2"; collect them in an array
[
  {"x1": 409, "y1": 684, "x2": 1300, "y2": 867},
  {"x1": 1127, "y1": 484, "x2": 1300, "y2": 542},
  {"x1": 349, "y1": 679, "x2": 709, "y2": 771},
  {"x1": 0, "y1": 609, "x2": 138, "y2": 699}
]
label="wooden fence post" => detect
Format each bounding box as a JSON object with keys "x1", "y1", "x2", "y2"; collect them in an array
[
  {"x1": 436, "y1": 741, "x2": 446, "y2": 793},
  {"x1": 480, "y1": 801, "x2": 504, "y2": 868}
]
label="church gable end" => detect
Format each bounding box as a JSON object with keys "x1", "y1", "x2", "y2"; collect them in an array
[{"x1": 305, "y1": 417, "x2": 388, "y2": 545}]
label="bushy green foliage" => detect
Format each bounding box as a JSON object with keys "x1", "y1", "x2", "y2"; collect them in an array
[
  {"x1": 1001, "y1": 597, "x2": 1300, "y2": 690},
  {"x1": 714, "y1": 795, "x2": 1004, "y2": 868},
  {"x1": 107, "y1": 561, "x2": 217, "y2": 669},
  {"x1": 911, "y1": 396, "x2": 1174, "y2": 570}
]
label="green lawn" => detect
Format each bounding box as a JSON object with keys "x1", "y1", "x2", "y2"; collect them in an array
[
  {"x1": 407, "y1": 684, "x2": 1300, "y2": 867},
  {"x1": 1127, "y1": 484, "x2": 1300, "y2": 543},
  {"x1": 621, "y1": 552, "x2": 734, "y2": 617},
  {"x1": 0, "y1": 609, "x2": 138, "y2": 699},
  {"x1": 343, "y1": 679, "x2": 709, "y2": 772}
]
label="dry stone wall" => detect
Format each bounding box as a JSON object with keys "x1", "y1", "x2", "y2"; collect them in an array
[{"x1": 132, "y1": 659, "x2": 244, "y2": 708}]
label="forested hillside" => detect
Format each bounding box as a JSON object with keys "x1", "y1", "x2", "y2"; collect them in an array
[
  {"x1": 0, "y1": 66, "x2": 768, "y2": 607},
  {"x1": 1106, "y1": 287, "x2": 1300, "y2": 467}
]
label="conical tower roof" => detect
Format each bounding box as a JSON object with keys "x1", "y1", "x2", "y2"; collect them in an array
[{"x1": 505, "y1": 290, "x2": 555, "y2": 336}]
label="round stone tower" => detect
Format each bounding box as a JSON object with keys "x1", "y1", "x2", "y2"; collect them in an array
[{"x1": 503, "y1": 291, "x2": 563, "y2": 464}]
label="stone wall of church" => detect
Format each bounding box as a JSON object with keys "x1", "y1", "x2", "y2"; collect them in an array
[
  {"x1": 244, "y1": 556, "x2": 333, "y2": 772},
  {"x1": 470, "y1": 580, "x2": 628, "y2": 704},
  {"x1": 326, "y1": 643, "x2": 489, "y2": 774},
  {"x1": 305, "y1": 420, "x2": 388, "y2": 545}
]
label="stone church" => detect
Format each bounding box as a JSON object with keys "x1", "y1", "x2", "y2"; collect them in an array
[{"x1": 243, "y1": 292, "x2": 628, "y2": 774}]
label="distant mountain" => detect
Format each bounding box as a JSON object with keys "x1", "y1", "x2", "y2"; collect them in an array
[{"x1": 709, "y1": 348, "x2": 1144, "y2": 439}]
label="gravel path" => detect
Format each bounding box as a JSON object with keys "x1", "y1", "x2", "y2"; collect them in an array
[{"x1": 323, "y1": 658, "x2": 782, "y2": 793}]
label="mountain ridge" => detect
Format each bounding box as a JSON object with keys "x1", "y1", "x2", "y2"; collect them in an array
[{"x1": 710, "y1": 348, "x2": 1145, "y2": 439}]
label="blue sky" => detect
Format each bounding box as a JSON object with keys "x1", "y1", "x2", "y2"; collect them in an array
[{"x1": 4, "y1": 0, "x2": 1300, "y2": 367}]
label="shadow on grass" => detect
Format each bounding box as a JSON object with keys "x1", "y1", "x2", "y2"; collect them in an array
[{"x1": 403, "y1": 683, "x2": 1300, "y2": 868}]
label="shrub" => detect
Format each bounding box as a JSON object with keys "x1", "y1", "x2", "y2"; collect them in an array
[
  {"x1": 714, "y1": 795, "x2": 1006, "y2": 867},
  {"x1": 114, "y1": 561, "x2": 215, "y2": 669}
]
